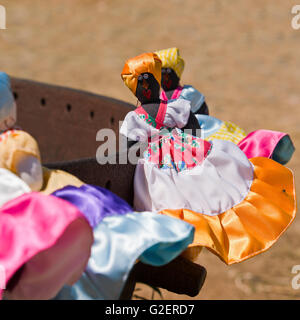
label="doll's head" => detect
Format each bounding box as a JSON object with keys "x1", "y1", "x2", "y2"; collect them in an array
[
  {"x1": 0, "y1": 72, "x2": 16, "y2": 131},
  {"x1": 155, "y1": 48, "x2": 184, "y2": 91},
  {"x1": 121, "y1": 52, "x2": 162, "y2": 104}
]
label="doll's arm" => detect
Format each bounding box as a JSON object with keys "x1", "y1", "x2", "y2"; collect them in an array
[
  {"x1": 194, "y1": 101, "x2": 209, "y2": 116},
  {"x1": 182, "y1": 111, "x2": 202, "y2": 138}
]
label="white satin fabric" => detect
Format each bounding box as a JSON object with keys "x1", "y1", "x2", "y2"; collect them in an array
[
  {"x1": 120, "y1": 110, "x2": 155, "y2": 142},
  {"x1": 0, "y1": 168, "x2": 30, "y2": 207},
  {"x1": 162, "y1": 99, "x2": 191, "y2": 128},
  {"x1": 54, "y1": 211, "x2": 194, "y2": 300},
  {"x1": 119, "y1": 99, "x2": 192, "y2": 142},
  {"x1": 134, "y1": 139, "x2": 254, "y2": 216},
  {"x1": 180, "y1": 85, "x2": 205, "y2": 113}
]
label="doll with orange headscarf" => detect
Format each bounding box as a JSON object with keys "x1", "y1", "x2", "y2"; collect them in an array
[
  {"x1": 121, "y1": 52, "x2": 201, "y2": 149},
  {"x1": 120, "y1": 52, "x2": 296, "y2": 265}
]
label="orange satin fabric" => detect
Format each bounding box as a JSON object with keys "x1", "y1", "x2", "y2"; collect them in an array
[
  {"x1": 160, "y1": 157, "x2": 296, "y2": 265},
  {"x1": 121, "y1": 52, "x2": 162, "y2": 95}
]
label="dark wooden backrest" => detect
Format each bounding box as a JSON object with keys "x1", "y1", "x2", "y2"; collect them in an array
[
  {"x1": 11, "y1": 77, "x2": 137, "y2": 203},
  {"x1": 11, "y1": 77, "x2": 134, "y2": 162}
]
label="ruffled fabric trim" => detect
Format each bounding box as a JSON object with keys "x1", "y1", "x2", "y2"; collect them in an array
[
  {"x1": 0, "y1": 192, "x2": 93, "y2": 300},
  {"x1": 160, "y1": 157, "x2": 296, "y2": 264},
  {"x1": 54, "y1": 211, "x2": 194, "y2": 300}
]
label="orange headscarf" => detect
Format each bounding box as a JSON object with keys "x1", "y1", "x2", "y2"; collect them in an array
[{"x1": 121, "y1": 52, "x2": 162, "y2": 95}]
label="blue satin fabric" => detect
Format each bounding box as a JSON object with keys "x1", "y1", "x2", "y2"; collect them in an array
[
  {"x1": 52, "y1": 185, "x2": 132, "y2": 228},
  {"x1": 0, "y1": 72, "x2": 14, "y2": 124},
  {"x1": 54, "y1": 211, "x2": 194, "y2": 300},
  {"x1": 195, "y1": 114, "x2": 223, "y2": 138},
  {"x1": 180, "y1": 85, "x2": 206, "y2": 113}
]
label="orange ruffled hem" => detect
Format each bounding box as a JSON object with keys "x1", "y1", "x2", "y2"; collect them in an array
[{"x1": 160, "y1": 157, "x2": 297, "y2": 265}]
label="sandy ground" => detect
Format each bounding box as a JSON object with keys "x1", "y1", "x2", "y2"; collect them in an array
[{"x1": 0, "y1": 0, "x2": 299, "y2": 299}]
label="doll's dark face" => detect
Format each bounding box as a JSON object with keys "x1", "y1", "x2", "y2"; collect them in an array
[
  {"x1": 161, "y1": 68, "x2": 180, "y2": 91},
  {"x1": 135, "y1": 72, "x2": 160, "y2": 104}
]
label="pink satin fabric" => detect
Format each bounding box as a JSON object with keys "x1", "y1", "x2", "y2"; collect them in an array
[
  {"x1": 237, "y1": 130, "x2": 286, "y2": 159},
  {"x1": 0, "y1": 192, "x2": 93, "y2": 300}
]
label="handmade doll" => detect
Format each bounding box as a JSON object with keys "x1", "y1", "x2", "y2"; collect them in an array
[
  {"x1": 121, "y1": 52, "x2": 201, "y2": 150},
  {"x1": 0, "y1": 169, "x2": 93, "y2": 300},
  {"x1": 0, "y1": 71, "x2": 83, "y2": 194},
  {"x1": 120, "y1": 53, "x2": 296, "y2": 265},
  {"x1": 155, "y1": 47, "x2": 209, "y2": 115},
  {"x1": 196, "y1": 114, "x2": 295, "y2": 165}
]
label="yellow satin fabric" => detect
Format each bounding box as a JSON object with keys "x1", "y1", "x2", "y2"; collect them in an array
[
  {"x1": 0, "y1": 130, "x2": 41, "y2": 174},
  {"x1": 121, "y1": 52, "x2": 162, "y2": 95},
  {"x1": 0, "y1": 130, "x2": 84, "y2": 194},
  {"x1": 41, "y1": 167, "x2": 84, "y2": 195},
  {"x1": 160, "y1": 157, "x2": 296, "y2": 265},
  {"x1": 208, "y1": 121, "x2": 246, "y2": 144},
  {"x1": 155, "y1": 47, "x2": 185, "y2": 79}
]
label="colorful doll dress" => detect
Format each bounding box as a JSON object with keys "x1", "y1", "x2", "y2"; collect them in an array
[
  {"x1": 120, "y1": 98, "x2": 296, "y2": 265},
  {"x1": 52, "y1": 185, "x2": 195, "y2": 300},
  {"x1": 196, "y1": 114, "x2": 295, "y2": 165},
  {"x1": 0, "y1": 170, "x2": 93, "y2": 300}
]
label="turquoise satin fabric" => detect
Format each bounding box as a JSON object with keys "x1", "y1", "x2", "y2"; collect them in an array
[
  {"x1": 195, "y1": 114, "x2": 223, "y2": 138},
  {"x1": 271, "y1": 134, "x2": 295, "y2": 165},
  {"x1": 180, "y1": 85, "x2": 205, "y2": 113},
  {"x1": 54, "y1": 211, "x2": 194, "y2": 300},
  {"x1": 0, "y1": 72, "x2": 14, "y2": 126}
]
